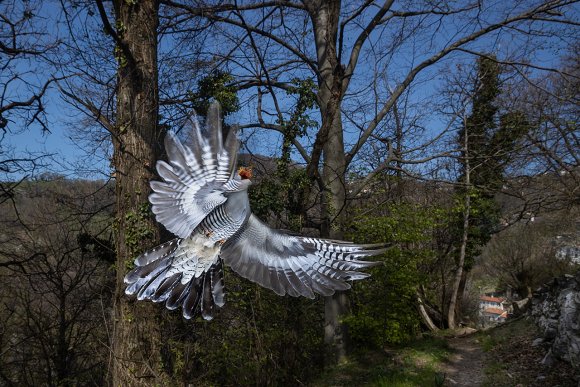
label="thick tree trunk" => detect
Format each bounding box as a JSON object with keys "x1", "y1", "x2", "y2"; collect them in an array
[
  {"x1": 306, "y1": 0, "x2": 350, "y2": 364},
  {"x1": 324, "y1": 291, "x2": 349, "y2": 363},
  {"x1": 322, "y1": 117, "x2": 349, "y2": 364},
  {"x1": 108, "y1": 1, "x2": 170, "y2": 385}
]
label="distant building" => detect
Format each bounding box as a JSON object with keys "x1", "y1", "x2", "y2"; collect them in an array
[
  {"x1": 481, "y1": 307, "x2": 508, "y2": 323},
  {"x1": 479, "y1": 295, "x2": 505, "y2": 310},
  {"x1": 479, "y1": 295, "x2": 509, "y2": 326}
]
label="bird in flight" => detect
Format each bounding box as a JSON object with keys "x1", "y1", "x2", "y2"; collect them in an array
[{"x1": 125, "y1": 102, "x2": 386, "y2": 320}]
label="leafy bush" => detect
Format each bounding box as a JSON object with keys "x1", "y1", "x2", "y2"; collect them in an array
[{"x1": 344, "y1": 203, "x2": 442, "y2": 347}]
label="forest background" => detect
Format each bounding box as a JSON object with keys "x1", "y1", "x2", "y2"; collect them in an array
[{"x1": 1, "y1": 1, "x2": 578, "y2": 385}]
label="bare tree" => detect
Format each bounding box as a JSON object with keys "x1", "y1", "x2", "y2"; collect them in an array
[
  {"x1": 45, "y1": 0, "x2": 173, "y2": 383},
  {"x1": 0, "y1": 177, "x2": 113, "y2": 386},
  {"x1": 163, "y1": 0, "x2": 579, "y2": 358},
  {"x1": 447, "y1": 114, "x2": 472, "y2": 329},
  {"x1": 504, "y1": 54, "x2": 579, "y2": 211},
  {"x1": 0, "y1": 1, "x2": 61, "y2": 210},
  {"x1": 482, "y1": 212, "x2": 577, "y2": 298}
]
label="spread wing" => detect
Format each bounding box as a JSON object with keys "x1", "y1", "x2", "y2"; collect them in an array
[
  {"x1": 220, "y1": 215, "x2": 387, "y2": 298},
  {"x1": 149, "y1": 103, "x2": 240, "y2": 238}
]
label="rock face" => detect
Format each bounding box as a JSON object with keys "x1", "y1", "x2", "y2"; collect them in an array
[{"x1": 531, "y1": 272, "x2": 580, "y2": 371}]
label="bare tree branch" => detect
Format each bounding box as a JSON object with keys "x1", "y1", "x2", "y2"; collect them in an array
[{"x1": 346, "y1": 0, "x2": 576, "y2": 165}]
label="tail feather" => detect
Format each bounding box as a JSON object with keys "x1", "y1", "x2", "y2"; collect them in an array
[
  {"x1": 125, "y1": 276, "x2": 149, "y2": 296},
  {"x1": 201, "y1": 273, "x2": 215, "y2": 320},
  {"x1": 124, "y1": 239, "x2": 226, "y2": 321},
  {"x1": 137, "y1": 268, "x2": 169, "y2": 301},
  {"x1": 210, "y1": 260, "x2": 225, "y2": 307},
  {"x1": 125, "y1": 255, "x2": 172, "y2": 296},
  {"x1": 182, "y1": 277, "x2": 203, "y2": 320},
  {"x1": 165, "y1": 282, "x2": 189, "y2": 310},
  {"x1": 135, "y1": 239, "x2": 179, "y2": 266},
  {"x1": 125, "y1": 258, "x2": 171, "y2": 285},
  {"x1": 151, "y1": 273, "x2": 181, "y2": 303}
]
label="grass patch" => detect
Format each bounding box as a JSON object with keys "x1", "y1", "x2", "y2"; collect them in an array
[
  {"x1": 477, "y1": 316, "x2": 536, "y2": 351},
  {"x1": 311, "y1": 337, "x2": 450, "y2": 387},
  {"x1": 479, "y1": 334, "x2": 496, "y2": 352},
  {"x1": 481, "y1": 360, "x2": 509, "y2": 387}
]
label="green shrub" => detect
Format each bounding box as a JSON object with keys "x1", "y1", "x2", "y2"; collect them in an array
[{"x1": 344, "y1": 203, "x2": 442, "y2": 347}]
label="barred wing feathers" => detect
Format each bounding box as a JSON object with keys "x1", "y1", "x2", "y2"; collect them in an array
[
  {"x1": 149, "y1": 104, "x2": 240, "y2": 238},
  {"x1": 221, "y1": 215, "x2": 386, "y2": 298},
  {"x1": 124, "y1": 238, "x2": 226, "y2": 320}
]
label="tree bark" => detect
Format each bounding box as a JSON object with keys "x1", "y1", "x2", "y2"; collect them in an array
[
  {"x1": 306, "y1": 0, "x2": 351, "y2": 364},
  {"x1": 415, "y1": 291, "x2": 439, "y2": 332},
  {"x1": 447, "y1": 198, "x2": 470, "y2": 330},
  {"x1": 107, "y1": 0, "x2": 170, "y2": 385},
  {"x1": 448, "y1": 121, "x2": 471, "y2": 330},
  {"x1": 56, "y1": 294, "x2": 69, "y2": 384},
  {"x1": 455, "y1": 268, "x2": 469, "y2": 318}
]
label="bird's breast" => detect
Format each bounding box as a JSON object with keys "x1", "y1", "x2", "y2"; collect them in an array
[
  {"x1": 166, "y1": 233, "x2": 222, "y2": 284},
  {"x1": 196, "y1": 202, "x2": 247, "y2": 245}
]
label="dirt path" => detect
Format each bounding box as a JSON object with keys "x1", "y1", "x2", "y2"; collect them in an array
[{"x1": 443, "y1": 335, "x2": 486, "y2": 387}]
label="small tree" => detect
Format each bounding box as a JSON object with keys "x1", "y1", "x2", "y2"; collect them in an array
[
  {"x1": 482, "y1": 215, "x2": 576, "y2": 298},
  {"x1": 448, "y1": 57, "x2": 529, "y2": 328}
]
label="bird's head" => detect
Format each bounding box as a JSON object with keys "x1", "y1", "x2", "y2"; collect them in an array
[
  {"x1": 234, "y1": 166, "x2": 253, "y2": 190},
  {"x1": 238, "y1": 166, "x2": 253, "y2": 181}
]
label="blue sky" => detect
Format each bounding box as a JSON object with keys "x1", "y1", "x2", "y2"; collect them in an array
[
  {"x1": 3, "y1": 1, "x2": 578, "y2": 182},
  {"x1": 4, "y1": 86, "x2": 111, "y2": 179}
]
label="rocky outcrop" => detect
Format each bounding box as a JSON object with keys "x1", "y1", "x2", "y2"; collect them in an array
[
  {"x1": 512, "y1": 297, "x2": 531, "y2": 317},
  {"x1": 531, "y1": 272, "x2": 580, "y2": 371}
]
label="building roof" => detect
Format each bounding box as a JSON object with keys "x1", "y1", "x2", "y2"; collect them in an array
[
  {"x1": 483, "y1": 307, "x2": 505, "y2": 316},
  {"x1": 480, "y1": 295, "x2": 505, "y2": 303}
]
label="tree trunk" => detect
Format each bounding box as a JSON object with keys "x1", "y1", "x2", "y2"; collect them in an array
[
  {"x1": 322, "y1": 124, "x2": 349, "y2": 364},
  {"x1": 306, "y1": 0, "x2": 351, "y2": 364},
  {"x1": 448, "y1": 123, "x2": 471, "y2": 330},
  {"x1": 447, "y1": 197, "x2": 470, "y2": 329},
  {"x1": 56, "y1": 294, "x2": 69, "y2": 385},
  {"x1": 417, "y1": 285, "x2": 442, "y2": 331},
  {"x1": 455, "y1": 268, "x2": 469, "y2": 319},
  {"x1": 415, "y1": 291, "x2": 439, "y2": 332},
  {"x1": 109, "y1": 1, "x2": 170, "y2": 385}
]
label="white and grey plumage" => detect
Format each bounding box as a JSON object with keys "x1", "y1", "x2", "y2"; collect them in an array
[{"x1": 125, "y1": 102, "x2": 386, "y2": 320}]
